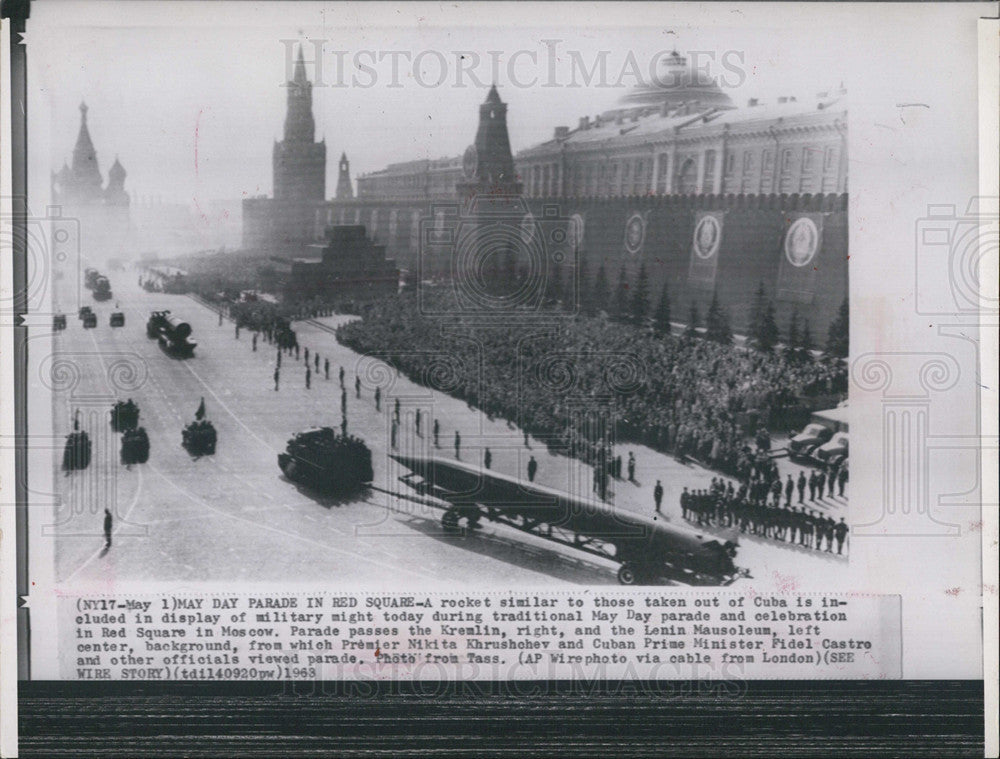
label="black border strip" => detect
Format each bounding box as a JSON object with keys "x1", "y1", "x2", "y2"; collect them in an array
[
  {"x1": 2, "y1": 0, "x2": 32, "y2": 683},
  {"x1": 18, "y1": 680, "x2": 985, "y2": 757}
]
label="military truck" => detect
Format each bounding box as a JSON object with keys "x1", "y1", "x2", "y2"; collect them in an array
[{"x1": 147, "y1": 310, "x2": 197, "y2": 356}]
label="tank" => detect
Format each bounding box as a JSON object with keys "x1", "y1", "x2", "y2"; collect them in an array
[
  {"x1": 278, "y1": 427, "x2": 373, "y2": 495},
  {"x1": 121, "y1": 427, "x2": 150, "y2": 465},
  {"x1": 110, "y1": 400, "x2": 140, "y2": 432},
  {"x1": 62, "y1": 430, "x2": 91, "y2": 471},
  {"x1": 182, "y1": 420, "x2": 216, "y2": 456}
]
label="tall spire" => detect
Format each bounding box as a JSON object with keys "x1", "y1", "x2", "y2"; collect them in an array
[
  {"x1": 282, "y1": 44, "x2": 316, "y2": 143},
  {"x1": 272, "y1": 43, "x2": 326, "y2": 201},
  {"x1": 293, "y1": 45, "x2": 308, "y2": 85},
  {"x1": 457, "y1": 85, "x2": 520, "y2": 196},
  {"x1": 336, "y1": 152, "x2": 354, "y2": 199},
  {"x1": 71, "y1": 101, "x2": 103, "y2": 194}
]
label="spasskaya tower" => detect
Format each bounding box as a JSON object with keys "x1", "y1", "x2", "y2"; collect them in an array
[{"x1": 273, "y1": 46, "x2": 326, "y2": 201}]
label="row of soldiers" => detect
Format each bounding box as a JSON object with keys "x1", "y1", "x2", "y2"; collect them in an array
[{"x1": 680, "y1": 477, "x2": 849, "y2": 555}]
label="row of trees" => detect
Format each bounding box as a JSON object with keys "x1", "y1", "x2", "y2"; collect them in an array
[{"x1": 542, "y1": 259, "x2": 848, "y2": 358}]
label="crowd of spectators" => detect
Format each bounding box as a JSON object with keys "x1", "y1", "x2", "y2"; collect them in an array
[{"x1": 336, "y1": 290, "x2": 847, "y2": 478}]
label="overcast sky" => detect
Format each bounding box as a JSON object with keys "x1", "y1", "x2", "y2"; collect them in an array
[{"x1": 25, "y1": 1, "x2": 863, "y2": 207}]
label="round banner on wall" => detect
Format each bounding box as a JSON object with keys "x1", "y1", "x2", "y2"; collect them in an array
[
  {"x1": 784, "y1": 216, "x2": 820, "y2": 267},
  {"x1": 693, "y1": 214, "x2": 722, "y2": 260},
  {"x1": 624, "y1": 212, "x2": 646, "y2": 255}
]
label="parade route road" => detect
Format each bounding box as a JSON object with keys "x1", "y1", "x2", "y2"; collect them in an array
[{"x1": 46, "y1": 271, "x2": 847, "y2": 589}]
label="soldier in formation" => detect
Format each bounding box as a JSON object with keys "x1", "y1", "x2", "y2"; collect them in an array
[{"x1": 678, "y1": 477, "x2": 849, "y2": 555}]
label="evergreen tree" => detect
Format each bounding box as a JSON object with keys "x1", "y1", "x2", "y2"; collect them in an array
[
  {"x1": 756, "y1": 300, "x2": 780, "y2": 352},
  {"x1": 787, "y1": 308, "x2": 801, "y2": 349},
  {"x1": 591, "y1": 262, "x2": 611, "y2": 316},
  {"x1": 612, "y1": 264, "x2": 630, "y2": 321},
  {"x1": 826, "y1": 296, "x2": 849, "y2": 357},
  {"x1": 630, "y1": 262, "x2": 650, "y2": 325},
  {"x1": 705, "y1": 289, "x2": 733, "y2": 344},
  {"x1": 653, "y1": 283, "x2": 672, "y2": 335},
  {"x1": 749, "y1": 281, "x2": 767, "y2": 342},
  {"x1": 683, "y1": 302, "x2": 700, "y2": 338},
  {"x1": 801, "y1": 319, "x2": 814, "y2": 354}
]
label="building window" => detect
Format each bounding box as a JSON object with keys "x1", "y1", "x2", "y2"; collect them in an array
[
  {"x1": 678, "y1": 158, "x2": 698, "y2": 194},
  {"x1": 802, "y1": 147, "x2": 815, "y2": 173},
  {"x1": 824, "y1": 146, "x2": 836, "y2": 171},
  {"x1": 743, "y1": 151, "x2": 754, "y2": 173},
  {"x1": 780, "y1": 148, "x2": 793, "y2": 173},
  {"x1": 656, "y1": 153, "x2": 669, "y2": 193}
]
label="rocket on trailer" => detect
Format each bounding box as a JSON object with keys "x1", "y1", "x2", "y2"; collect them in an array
[{"x1": 389, "y1": 453, "x2": 748, "y2": 586}]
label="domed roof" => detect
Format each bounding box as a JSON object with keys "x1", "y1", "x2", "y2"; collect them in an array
[
  {"x1": 617, "y1": 50, "x2": 735, "y2": 111},
  {"x1": 109, "y1": 155, "x2": 126, "y2": 181}
]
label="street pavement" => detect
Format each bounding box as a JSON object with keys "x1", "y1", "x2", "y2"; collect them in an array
[{"x1": 48, "y1": 270, "x2": 848, "y2": 589}]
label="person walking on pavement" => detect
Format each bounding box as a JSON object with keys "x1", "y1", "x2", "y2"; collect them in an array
[
  {"x1": 324, "y1": 358, "x2": 329, "y2": 380},
  {"x1": 816, "y1": 469, "x2": 827, "y2": 500},
  {"x1": 315, "y1": 353, "x2": 320, "y2": 372},
  {"x1": 653, "y1": 480, "x2": 664, "y2": 514},
  {"x1": 837, "y1": 465, "x2": 848, "y2": 497},
  {"x1": 527, "y1": 455, "x2": 538, "y2": 482},
  {"x1": 785, "y1": 474, "x2": 795, "y2": 507},
  {"x1": 339, "y1": 366, "x2": 345, "y2": 388},
  {"x1": 808, "y1": 471, "x2": 818, "y2": 501},
  {"x1": 306, "y1": 366, "x2": 311, "y2": 389},
  {"x1": 304, "y1": 347, "x2": 309, "y2": 365},
  {"x1": 103, "y1": 508, "x2": 113, "y2": 549},
  {"x1": 484, "y1": 447, "x2": 492, "y2": 469},
  {"x1": 797, "y1": 471, "x2": 806, "y2": 503},
  {"x1": 454, "y1": 430, "x2": 461, "y2": 459},
  {"x1": 274, "y1": 367, "x2": 280, "y2": 391},
  {"x1": 252, "y1": 333, "x2": 257, "y2": 352},
  {"x1": 627, "y1": 452, "x2": 636, "y2": 482}
]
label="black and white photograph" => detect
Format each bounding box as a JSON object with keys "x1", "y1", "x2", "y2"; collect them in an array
[
  {"x1": 35, "y1": 16, "x2": 851, "y2": 592},
  {"x1": 1, "y1": 0, "x2": 994, "y2": 754}
]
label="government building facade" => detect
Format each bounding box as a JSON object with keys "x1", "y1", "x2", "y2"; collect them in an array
[{"x1": 242, "y1": 51, "x2": 848, "y2": 335}]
